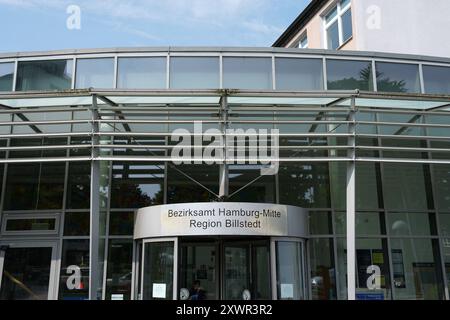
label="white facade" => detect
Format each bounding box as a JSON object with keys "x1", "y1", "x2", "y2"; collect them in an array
[{"x1": 280, "y1": 0, "x2": 450, "y2": 58}]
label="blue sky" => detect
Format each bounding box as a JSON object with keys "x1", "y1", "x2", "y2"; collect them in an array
[{"x1": 0, "y1": 0, "x2": 310, "y2": 53}]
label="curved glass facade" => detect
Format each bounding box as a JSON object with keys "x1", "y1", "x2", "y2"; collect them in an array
[{"x1": 0, "y1": 48, "x2": 449, "y2": 300}]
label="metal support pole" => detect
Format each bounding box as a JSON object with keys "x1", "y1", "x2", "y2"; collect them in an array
[
  {"x1": 346, "y1": 96, "x2": 356, "y2": 300},
  {"x1": 219, "y1": 94, "x2": 229, "y2": 199},
  {"x1": 89, "y1": 94, "x2": 100, "y2": 300}
]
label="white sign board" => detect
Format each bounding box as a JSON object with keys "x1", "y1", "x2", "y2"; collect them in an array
[
  {"x1": 152, "y1": 283, "x2": 166, "y2": 299},
  {"x1": 134, "y1": 202, "x2": 308, "y2": 239}
]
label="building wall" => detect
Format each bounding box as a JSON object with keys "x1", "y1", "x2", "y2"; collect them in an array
[
  {"x1": 284, "y1": 0, "x2": 450, "y2": 58},
  {"x1": 352, "y1": 0, "x2": 450, "y2": 58}
]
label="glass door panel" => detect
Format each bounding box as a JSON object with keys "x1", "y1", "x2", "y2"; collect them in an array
[
  {"x1": 252, "y1": 244, "x2": 271, "y2": 299},
  {"x1": 0, "y1": 245, "x2": 56, "y2": 300},
  {"x1": 141, "y1": 239, "x2": 177, "y2": 300},
  {"x1": 179, "y1": 243, "x2": 218, "y2": 300},
  {"x1": 223, "y1": 244, "x2": 250, "y2": 300},
  {"x1": 275, "y1": 240, "x2": 305, "y2": 300}
]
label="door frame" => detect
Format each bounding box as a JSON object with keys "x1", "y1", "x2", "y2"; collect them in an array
[
  {"x1": 0, "y1": 240, "x2": 59, "y2": 300},
  {"x1": 140, "y1": 237, "x2": 178, "y2": 300},
  {"x1": 270, "y1": 237, "x2": 307, "y2": 300}
]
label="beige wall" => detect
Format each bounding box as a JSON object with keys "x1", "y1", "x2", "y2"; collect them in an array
[{"x1": 285, "y1": 0, "x2": 356, "y2": 51}]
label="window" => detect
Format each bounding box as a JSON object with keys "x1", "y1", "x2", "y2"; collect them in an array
[
  {"x1": 170, "y1": 57, "x2": 219, "y2": 89},
  {"x1": 375, "y1": 62, "x2": 421, "y2": 93},
  {"x1": 326, "y1": 59, "x2": 374, "y2": 90},
  {"x1": 0, "y1": 62, "x2": 14, "y2": 91},
  {"x1": 16, "y1": 60, "x2": 73, "y2": 91},
  {"x1": 324, "y1": 0, "x2": 352, "y2": 49},
  {"x1": 223, "y1": 57, "x2": 272, "y2": 89},
  {"x1": 423, "y1": 65, "x2": 450, "y2": 94},
  {"x1": 275, "y1": 58, "x2": 323, "y2": 90},
  {"x1": 117, "y1": 57, "x2": 166, "y2": 89},
  {"x1": 298, "y1": 33, "x2": 308, "y2": 49},
  {"x1": 75, "y1": 58, "x2": 114, "y2": 89}
]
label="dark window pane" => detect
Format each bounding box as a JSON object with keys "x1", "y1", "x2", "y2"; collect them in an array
[
  {"x1": 117, "y1": 57, "x2": 166, "y2": 89},
  {"x1": 109, "y1": 212, "x2": 134, "y2": 236},
  {"x1": 75, "y1": 58, "x2": 114, "y2": 89},
  {"x1": 6, "y1": 218, "x2": 56, "y2": 231},
  {"x1": 0, "y1": 247, "x2": 52, "y2": 300},
  {"x1": 59, "y1": 240, "x2": 90, "y2": 300},
  {"x1": 67, "y1": 162, "x2": 90, "y2": 209},
  {"x1": 168, "y1": 164, "x2": 219, "y2": 203},
  {"x1": 376, "y1": 62, "x2": 420, "y2": 93},
  {"x1": 4, "y1": 162, "x2": 65, "y2": 210},
  {"x1": 111, "y1": 162, "x2": 164, "y2": 208},
  {"x1": 309, "y1": 211, "x2": 332, "y2": 235},
  {"x1": 223, "y1": 57, "x2": 272, "y2": 89},
  {"x1": 439, "y1": 213, "x2": 450, "y2": 236},
  {"x1": 0, "y1": 62, "x2": 14, "y2": 91},
  {"x1": 326, "y1": 21, "x2": 339, "y2": 50},
  {"x1": 106, "y1": 240, "x2": 133, "y2": 300},
  {"x1": 310, "y1": 238, "x2": 336, "y2": 300},
  {"x1": 228, "y1": 165, "x2": 275, "y2": 203},
  {"x1": 423, "y1": 65, "x2": 450, "y2": 94},
  {"x1": 327, "y1": 59, "x2": 373, "y2": 90},
  {"x1": 341, "y1": 9, "x2": 353, "y2": 42},
  {"x1": 170, "y1": 57, "x2": 219, "y2": 89},
  {"x1": 279, "y1": 163, "x2": 330, "y2": 208},
  {"x1": 16, "y1": 60, "x2": 73, "y2": 91},
  {"x1": 64, "y1": 212, "x2": 89, "y2": 236},
  {"x1": 275, "y1": 58, "x2": 323, "y2": 90}
]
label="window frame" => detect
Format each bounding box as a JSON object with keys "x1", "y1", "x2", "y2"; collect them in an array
[
  {"x1": 323, "y1": 0, "x2": 352, "y2": 50},
  {"x1": 298, "y1": 33, "x2": 309, "y2": 49}
]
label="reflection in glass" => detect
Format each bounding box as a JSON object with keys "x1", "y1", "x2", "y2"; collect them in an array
[
  {"x1": 390, "y1": 239, "x2": 443, "y2": 299},
  {"x1": 67, "y1": 162, "x2": 91, "y2": 209},
  {"x1": 223, "y1": 57, "x2": 272, "y2": 89},
  {"x1": 117, "y1": 57, "x2": 166, "y2": 89},
  {"x1": 179, "y1": 243, "x2": 217, "y2": 300},
  {"x1": 229, "y1": 165, "x2": 275, "y2": 203},
  {"x1": 75, "y1": 58, "x2": 114, "y2": 88},
  {"x1": 388, "y1": 212, "x2": 434, "y2": 236},
  {"x1": 109, "y1": 212, "x2": 134, "y2": 236},
  {"x1": 143, "y1": 242, "x2": 174, "y2": 300},
  {"x1": 423, "y1": 65, "x2": 450, "y2": 94},
  {"x1": 59, "y1": 240, "x2": 90, "y2": 300},
  {"x1": 275, "y1": 58, "x2": 323, "y2": 90},
  {"x1": 0, "y1": 247, "x2": 52, "y2": 300},
  {"x1": 341, "y1": 9, "x2": 353, "y2": 43},
  {"x1": 0, "y1": 62, "x2": 15, "y2": 91},
  {"x1": 106, "y1": 240, "x2": 133, "y2": 300},
  {"x1": 16, "y1": 60, "x2": 73, "y2": 91},
  {"x1": 310, "y1": 238, "x2": 336, "y2": 300},
  {"x1": 4, "y1": 162, "x2": 65, "y2": 210},
  {"x1": 327, "y1": 59, "x2": 373, "y2": 90},
  {"x1": 170, "y1": 57, "x2": 219, "y2": 89},
  {"x1": 223, "y1": 245, "x2": 250, "y2": 300},
  {"x1": 5, "y1": 218, "x2": 56, "y2": 231},
  {"x1": 327, "y1": 21, "x2": 339, "y2": 50},
  {"x1": 276, "y1": 241, "x2": 304, "y2": 300},
  {"x1": 279, "y1": 163, "x2": 330, "y2": 208},
  {"x1": 376, "y1": 62, "x2": 420, "y2": 93},
  {"x1": 383, "y1": 163, "x2": 432, "y2": 211},
  {"x1": 64, "y1": 212, "x2": 89, "y2": 236},
  {"x1": 168, "y1": 164, "x2": 219, "y2": 203},
  {"x1": 111, "y1": 162, "x2": 164, "y2": 208}
]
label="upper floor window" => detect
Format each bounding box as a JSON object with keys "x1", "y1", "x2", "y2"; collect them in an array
[
  {"x1": 298, "y1": 33, "x2": 308, "y2": 49},
  {"x1": 324, "y1": 0, "x2": 352, "y2": 50}
]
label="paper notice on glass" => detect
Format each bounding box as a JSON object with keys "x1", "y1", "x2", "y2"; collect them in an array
[
  {"x1": 111, "y1": 294, "x2": 123, "y2": 300},
  {"x1": 152, "y1": 283, "x2": 167, "y2": 298},
  {"x1": 280, "y1": 283, "x2": 294, "y2": 299}
]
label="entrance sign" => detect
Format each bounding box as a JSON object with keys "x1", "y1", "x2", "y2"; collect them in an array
[{"x1": 134, "y1": 202, "x2": 308, "y2": 239}]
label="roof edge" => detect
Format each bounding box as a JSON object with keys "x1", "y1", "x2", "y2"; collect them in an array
[{"x1": 272, "y1": 0, "x2": 328, "y2": 47}]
